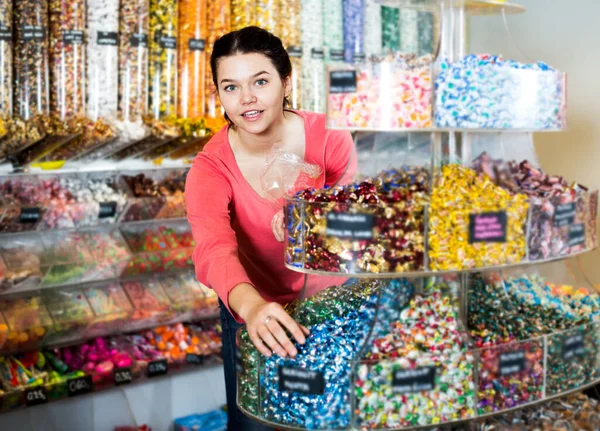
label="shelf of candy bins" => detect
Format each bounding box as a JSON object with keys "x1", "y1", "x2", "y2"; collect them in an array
[
  {"x1": 0, "y1": 218, "x2": 197, "y2": 294},
  {"x1": 236, "y1": 256, "x2": 600, "y2": 430},
  {"x1": 0, "y1": 319, "x2": 223, "y2": 414},
  {"x1": 326, "y1": 54, "x2": 567, "y2": 133},
  {"x1": 283, "y1": 158, "x2": 598, "y2": 277},
  {"x1": 0, "y1": 272, "x2": 218, "y2": 358},
  {"x1": 0, "y1": 168, "x2": 188, "y2": 234}
]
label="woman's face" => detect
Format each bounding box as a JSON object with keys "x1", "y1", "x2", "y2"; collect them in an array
[{"x1": 216, "y1": 53, "x2": 291, "y2": 135}]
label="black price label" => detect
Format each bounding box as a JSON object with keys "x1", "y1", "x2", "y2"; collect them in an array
[
  {"x1": 499, "y1": 350, "x2": 526, "y2": 376},
  {"x1": 311, "y1": 48, "x2": 324, "y2": 59},
  {"x1": 329, "y1": 70, "x2": 357, "y2": 94},
  {"x1": 326, "y1": 212, "x2": 374, "y2": 240},
  {"x1": 0, "y1": 25, "x2": 11, "y2": 42},
  {"x1": 63, "y1": 30, "x2": 84, "y2": 45},
  {"x1": 25, "y1": 387, "x2": 48, "y2": 406},
  {"x1": 468, "y1": 211, "x2": 507, "y2": 243},
  {"x1": 391, "y1": 366, "x2": 436, "y2": 394},
  {"x1": 22, "y1": 25, "x2": 45, "y2": 42},
  {"x1": 130, "y1": 33, "x2": 148, "y2": 48},
  {"x1": 97, "y1": 31, "x2": 118, "y2": 46},
  {"x1": 568, "y1": 223, "x2": 585, "y2": 247},
  {"x1": 188, "y1": 38, "x2": 205, "y2": 51},
  {"x1": 20, "y1": 207, "x2": 41, "y2": 224},
  {"x1": 114, "y1": 367, "x2": 133, "y2": 386},
  {"x1": 67, "y1": 375, "x2": 94, "y2": 397},
  {"x1": 287, "y1": 46, "x2": 303, "y2": 58},
  {"x1": 353, "y1": 52, "x2": 366, "y2": 62},
  {"x1": 562, "y1": 333, "x2": 586, "y2": 361},
  {"x1": 98, "y1": 201, "x2": 117, "y2": 219},
  {"x1": 278, "y1": 366, "x2": 324, "y2": 395},
  {"x1": 554, "y1": 202, "x2": 576, "y2": 227},
  {"x1": 186, "y1": 354, "x2": 204, "y2": 365},
  {"x1": 330, "y1": 49, "x2": 344, "y2": 62},
  {"x1": 147, "y1": 359, "x2": 168, "y2": 377},
  {"x1": 159, "y1": 35, "x2": 177, "y2": 50}
]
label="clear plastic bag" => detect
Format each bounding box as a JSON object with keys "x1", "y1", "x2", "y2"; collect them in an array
[{"x1": 260, "y1": 149, "x2": 322, "y2": 204}]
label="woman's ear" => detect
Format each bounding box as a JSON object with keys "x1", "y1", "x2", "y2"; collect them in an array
[{"x1": 283, "y1": 75, "x2": 292, "y2": 98}]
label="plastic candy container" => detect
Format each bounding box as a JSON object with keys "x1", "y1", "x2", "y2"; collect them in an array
[
  {"x1": 435, "y1": 55, "x2": 567, "y2": 130},
  {"x1": 327, "y1": 54, "x2": 433, "y2": 130}
]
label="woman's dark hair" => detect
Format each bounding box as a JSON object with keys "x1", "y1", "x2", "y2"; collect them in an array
[{"x1": 210, "y1": 26, "x2": 292, "y2": 123}]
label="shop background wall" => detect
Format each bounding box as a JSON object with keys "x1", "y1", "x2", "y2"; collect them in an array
[{"x1": 469, "y1": 0, "x2": 600, "y2": 283}]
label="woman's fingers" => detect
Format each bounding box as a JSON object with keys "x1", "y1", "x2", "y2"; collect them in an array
[
  {"x1": 275, "y1": 311, "x2": 307, "y2": 346},
  {"x1": 257, "y1": 324, "x2": 288, "y2": 357},
  {"x1": 267, "y1": 319, "x2": 298, "y2": 357}
]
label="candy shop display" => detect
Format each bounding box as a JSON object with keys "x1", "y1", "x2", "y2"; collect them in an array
[
  {"x1": 435, "y1": 55, "x2": 567, "y2": 130},
  {"x1": 323, "y1": 0, "x2": 344, "y2": 62},
  {"x1": 205, "y1": 0, "x2": 230, "y2": 117},
  {"x1": 0, "y1": 296, "x2": 52, "y2": 354},
  {"x1": 121, "y1": 169, "x2": 188, "y2": 221},
  {"x1": 428, "y1": 164, "x2": 529, "y2": 271},
  {"x1": 149, "y1": 0, "x2": 178, "y2": 120},
  {"x1": 472, "y1": 152, "x2": 596, "y2": 261},
  {"x1": 87, "y1": 0, "x2": 119, "y2": 122},
  {"x1": 43, "y1": 289, "x2": 94, "y2": 345},
  {"x1": 231, "y1": 0, "x2": 255, "y2": 31},
  {"x1": 342, "y1": 0, "x2": 364, "y2": 63},
  {"x1": 285, "y1": 167, "x2": 429, "y2": 274},
  {"x1": 0, "y1": 0, "x2": 11, "y2": 119},
  {"x1": 327, "y1": 54, "x2": 433, "y2": 130},
  {"x1": 364, "y1": 0, "x2": 381, "y2": 56},
  {"x1": 160, "y1": 274, "x2": 217, "y2": 321},
  {"x1": 84, "y1": 282, "x2": 134, "y2": 338},
  {"x1": 0, "y1": 235, "x2": 48, "y2": 293},
  {"x1": 255, "y1": 0, "x2": 278, "y2": 33},
  {"x1": 280, "y1": 0, "x2": 302, "y2": 109},
  {"x1": 178, "y1": 0, "x2": 208, "y2": 119},
  {"x1": 122, "y1": 280, "x2": 173, "y2": 330},
  {"x1": 381, "y1": 6, "x2": 400, "y2": 51},
  {"x1": 300, "y1": 0, "x2": 325, "y2": 113}
]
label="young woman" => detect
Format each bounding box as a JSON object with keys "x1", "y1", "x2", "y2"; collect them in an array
[{"x1": 185, "y1": 26, "x2": 355, "y2": 430}]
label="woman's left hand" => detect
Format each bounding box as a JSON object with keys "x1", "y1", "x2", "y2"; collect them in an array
[{"x1": 271, "y1": 210, "x2": 285, "y2": 242}]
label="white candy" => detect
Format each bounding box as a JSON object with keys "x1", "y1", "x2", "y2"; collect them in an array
[{"x1": 87, "y1": 0, "x2": 119, "y2": 121}]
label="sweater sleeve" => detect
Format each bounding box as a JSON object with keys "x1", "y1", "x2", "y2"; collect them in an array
[
  {"x1": 324, "y1": 129, "x2": 358, "y2": 187},
  {"x1": 185, "y1": 155, "x2": 254, "y2": 320}
]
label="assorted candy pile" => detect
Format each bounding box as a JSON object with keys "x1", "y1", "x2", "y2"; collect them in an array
[
  {"x1": 468, "y1": 271, "x2": 600, "y2": 413},
  {"x1": 122, "y1": 170, "x2": 188, "y2": 221},
  {"x1": 476, "y1": 392, "x2": 600, "y2": 430},
  {"x1": 286, "y1": 167, "x2": 430, "y2": 273},
  {"x1": 327, "y1": 53, "x2": 433, "y2": 130},
  {"x1": 356, "y1": 291, "x2": 476, "y2": 428},
  {"x1": 0, "y1": 321, "x2": 221, "y2": 410},
  {"x1": 435, "y1": 54, "x2": 567, "y2": 129},
  {"x1": 428, "y1": 164, "x2": 529, "y2": 271},
  {"x1": 473, "y1": 152, "x2": 597, "y2": 260}
]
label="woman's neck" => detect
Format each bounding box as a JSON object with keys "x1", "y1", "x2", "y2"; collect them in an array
[{"x1": 231, "y1": 111, "x2": 289, "y2": 156}]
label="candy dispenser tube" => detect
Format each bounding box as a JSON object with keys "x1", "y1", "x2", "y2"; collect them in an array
[
  {"x1": 178, "y1": 0, "x2": 208, "y2": 119},
  {"x1": 48, "y1": 0, "x2": 87, "y2": 121},
  {"x1": 149, "y1": 0, "x2": 178, "y2": 120},
  {"x1": 0, "y1": 0, "x2": 11, "y2": 116},
  {"x1": 118, "y1": 0, "x2": 149, "y2": 122}
]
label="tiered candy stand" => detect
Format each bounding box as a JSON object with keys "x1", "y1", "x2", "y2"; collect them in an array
[{"x1": 236, "y1": 1, "x2": 600, "y2": 430}]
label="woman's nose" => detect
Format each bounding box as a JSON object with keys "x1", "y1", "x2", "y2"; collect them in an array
[{"x1": 240, "y1": 87, "x2": 255, "y2": 104}]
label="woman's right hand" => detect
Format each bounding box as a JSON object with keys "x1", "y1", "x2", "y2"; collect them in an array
[{"x1": 243, "y1": 300, "x2": 309, "y2": 358}]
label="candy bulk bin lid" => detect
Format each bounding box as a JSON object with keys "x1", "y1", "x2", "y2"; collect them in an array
[
  {"x1": 0, "y1": 233, "x2": 50, "y2": 293},
  {"x1": 0, "y1": 295, "x2": 53, "y2": 355},
  {"x1": 43, "y1": 288, "x2": 95, "y2": 346},
  {"x1": 83, "y1": 281, "x2": 134, "y2": 338}
]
